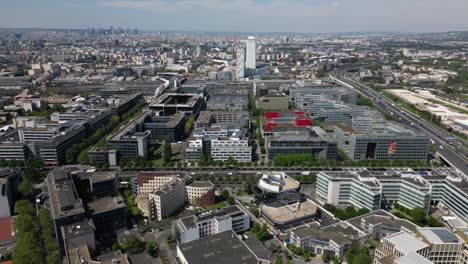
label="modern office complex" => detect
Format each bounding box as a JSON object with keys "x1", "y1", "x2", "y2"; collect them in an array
[
  {"x1": 143, "y1": 112, "x2": 186, "y2": 142},
  {"x1": 176, "y1": 231, "x2": 260, "y2": 264},
  {"x1": 266, "y1": 129, "x2": 337, "y2": 161},
  {"x1": 316, "y1": 168, "x2": 468, "y2": 222},
  {"x1": 172, "y1": 205, "x2": 250, "y2": 244},
  {"x1": 149, "y1": 93, "x2": 203, "y2": 116},
  {"x1": 257, "y1": 171, "x2": 300, "y2": 194},
  {"x1": 196, "y1": 111, "x2": 250, "y2": 129},
  {"x1": 375, "y1": 227, "x2": 467, "y2": 264},
  {"x1": 335, "y1": 121, "x2": 430, "y2": 161},
  {"x1": 148, "y1": 178, "x2": 187, "y2": 221},
  {"x1": 106, "y1": 111, "x2": 151, "y2": 160},
  {"x1": 289, "y1": 228, "x2": 350, "y2": 261},
  {"x1": 87, "y1": 196, "x2": 127, "y2": 235},
  {"x1": 187, "y1": 126, "x2": 252, "y2": 162},
  {"x1": 0, "y1": 168, "x2": 17, "y2": 219},
  {"x1": 256, "y1": 92, "x2": 290, "y2": 111},
  {"x1": 47, "y1": 168, "x2": 87, "y2": 249}
]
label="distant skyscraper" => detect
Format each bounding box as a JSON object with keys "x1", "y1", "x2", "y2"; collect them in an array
[
  {"x1": 196, "y1": 45, "x2": 201, "y2": 57},
  {"x1": 246, "y1": 36, "x2": 256, "y2": 74},
  {"x1": 237, "y1": 47, "x2": 245, "y2": 79}
]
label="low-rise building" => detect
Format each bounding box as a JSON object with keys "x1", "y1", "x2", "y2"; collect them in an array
[
  {"x1": 172, "y1": 205, "x2": 250, "y2": 244},
  {"x1": 176, "y1": 231, "x2": 260, "y2": 264}
]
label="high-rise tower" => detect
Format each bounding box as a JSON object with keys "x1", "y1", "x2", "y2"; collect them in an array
[
  {"x1": 245, "y1": 36, "x2": 256, "y2": 74},
  {"x1": 237, "y1": 47, "x2": 246, "y2": 79}
]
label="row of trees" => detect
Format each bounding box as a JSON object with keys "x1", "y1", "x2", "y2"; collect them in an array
[
  {"x1": 273, "y1": 153, "x2": 428, "y2": 168},
  {"x1": 12, "y1": 201, "x2": 60, "y2": 264},
  {"x1": 324, "y1": 204, "x2": 370, "y2": 220},
  {"x1": 393, "y1": 203, "x2": 444, "y2": 227},
  {"x1": 65, "y1": 99, "x2": 147, "y2": 164},
  {"x1": 251, "y1": 223, "x2": 269, "y2": 241}
]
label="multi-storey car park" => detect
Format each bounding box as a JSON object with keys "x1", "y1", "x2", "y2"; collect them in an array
[{"x1": 316, "y1": 168, "x2": 468, "y2": 223}]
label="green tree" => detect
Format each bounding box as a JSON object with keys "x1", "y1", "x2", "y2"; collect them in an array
[
  {"x1": 145, "y1": 242, "x2": 158, "y2": 257},
  {"x1": 221, "y1": 189, "x2": 230, "y2": 200},
  {"x1": 410, "y1": 208, "x2": 426, "y2": 224},
  {"x1": 322, "y1": 252, "x2": 331, "y2": 263},
  {"x1": 184, "y1": 116, "x2": 194, "y2": 137},
  {"x1": 14, "y1": 200, "x2": 35, "y2": 216},
  {"x1": 163, "y1": 139, "x2": 172, "y2": 163},
  {"x1": 18, "y1": 175, "x2": 34, "y2": 198},
  {"x1": 227, "y1": 196, "x2": 235, "y2": 205}
]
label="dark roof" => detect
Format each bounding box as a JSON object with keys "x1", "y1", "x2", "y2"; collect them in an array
[
  {"x1": 178, "y1": 231, "x2": 258, "y2": 264},
  {"x1": 292, "y1": 227, "x2": 350, "y2": 246}
]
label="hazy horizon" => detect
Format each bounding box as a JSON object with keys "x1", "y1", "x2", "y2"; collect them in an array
[{"x1": 1, "y1": 0, "x2": 467, "y2": 33}]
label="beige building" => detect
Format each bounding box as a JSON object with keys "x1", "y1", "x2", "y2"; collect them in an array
[
  {"x1": 148, "y1": 178, "x2": 187, "y2": 221},
  {"x1": 186, "y1": 181, "x2": 215, "y2": 206},
  {"x1": 256, "y1": 94, "x2": 289, "y2": 110}
]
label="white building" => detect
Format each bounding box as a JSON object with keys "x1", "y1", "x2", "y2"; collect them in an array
[
  {"x1": 236, "y1": 47, "x2": 246, "y2": 79},
  {"x1": 172, "y1": 205, "x2": 250, "y2": 244},
  {"x1": 148, "y1": 178, "x2": 187, "y2": 221},
  {"x1": 246, "y1": 36, "x2": 256, "y2": 75}
]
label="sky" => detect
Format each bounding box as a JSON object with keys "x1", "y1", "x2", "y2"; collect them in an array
[{"x1": 0, "y1": 0, "x2": 467, "y2": 33}]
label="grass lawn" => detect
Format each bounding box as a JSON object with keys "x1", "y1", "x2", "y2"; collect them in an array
[{"x1": 204, "y1": 201, "x2": 227, "y2": 210}]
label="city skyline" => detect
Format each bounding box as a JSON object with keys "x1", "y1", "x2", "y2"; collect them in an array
[{"x1": 1, "y1": 0, "x2": 468, "y2": 33}]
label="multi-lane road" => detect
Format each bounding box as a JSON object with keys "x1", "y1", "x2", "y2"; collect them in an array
[{"x1": 331, "y1": 74, "x2": 468, "y2": 176}]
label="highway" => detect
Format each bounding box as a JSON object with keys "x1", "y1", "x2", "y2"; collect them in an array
[{"x1": 331, "y1": 74, "x2": 468, "y2": 176}]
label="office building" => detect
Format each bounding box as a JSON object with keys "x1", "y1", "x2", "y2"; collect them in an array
[
  {"x1": 149, "y1": 93, "x2": 203, "y2": 116},
  {"x1": 61, "y1": 220, "x2": 96, "y2": 257},
  {"x1": 143, "y1": 112, "x2": 186, "y2": 142},
  {"x1": 317, "y1": 168, "x2": 468, "y2": 222},
  {"x1": 0, "y1": 168, "x2": 16, "y2": 219},
  {"x1": 207, "y1": 95, "x2": 248, "y2": 111},
  {"x1": 106, "y1": 111, "x2": 151, "y2": 160},
  {"x1": 172, "y1": 205, "x2": 250, "y2": 244},
  {"x1": 257, "y1": 171, "x2": 300, "y2": 194},
  {"x1": 261, "y1": 110, "x2": 313, "y2": 136},
  {"x1": 176, "y1": 231, "x2": 259, "y2": 264},
  {"x1": 196, "y1": 111, "x2": 250, "y2": 129},
  {"x1": 335, "y1": 121, "x2": 430, "y2": 161},
  {"x1": 47, "y1": 168, "x2": 86, "y2": 249},
  {"x1": 87, "y1": 196, "x2": 126, "y2": 235},
  {"x1": 237, "y1": 46, "x2": 245, "y2": 79},
  {"x1": 289, "y1": 228, "x2": 350, "y2": 261},
  {"x1": 266, "y1": 129, "x2": 337, "y2": 161},
  {"x1": 131, "y1": 171, "x2": 190, "y2": 194},
  {"x1": 87, "y1": 147, "x2": 118, "y2": 166},
  {"x1": 256, "y1": 92, "x2": 290, "y2": 111},
  {"x1": 246, "y1": 36, "x2": 256, "y2": 74},
  {"x1": 148, "y1": 178, "x2": 187, "y2": 221},
  {"x1": 186, "y1": 181, "x2": 215, "y2": 206},
  {"x1": 375, "y1": 227, "x2": 467, "y2": 264}
]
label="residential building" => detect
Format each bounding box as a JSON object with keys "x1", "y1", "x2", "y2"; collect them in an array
[
  {"x1": 172, "y1": 205, "x2": 250, "y2": 244},
  {"x1": 131, "y1": 171, "x2": 190, "y2": 194}
]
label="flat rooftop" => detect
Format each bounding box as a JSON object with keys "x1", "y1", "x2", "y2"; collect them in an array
[
  {"x1": 261, "y1": 199, "x2": 317, "y2": 225},
  {"x1": 418, "y1": 228, "x2": 461, "y2": 244},
  {"x1": 188, "y1": 181, "x2": 214, "y2": 188},
  {"x1": 150, "y1": 93, "x2": 201, "y2": 107},
  {"x1": 178, "y1": 231, "x2": 258, "y2": 264},
  {"x1": 386, "y1": 232, "x2": 428, "y2": 255},
  {"x1": 292, "y1": 227, "x2": 350, "y2": 246},
  {"x1": 87, "y1": 196, "x2": 126, "y2": 214}
]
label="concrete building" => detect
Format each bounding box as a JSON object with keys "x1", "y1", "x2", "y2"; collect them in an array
[
  {"x1": 207, "y1": 95, "x2": 248, "y2": 111},
  {"x1": 106, "y1": 111, "x2": 151, "y2": 160},
  {"x1": 87, "y1": 196, "x2": 127, "y2": 235},
  {"x1": 256, "y1": 92, "x2": 290, "y2": 111},
  {"x1": 0, "y1": 168, "x2": 17, "y2": 219},
  {"x1": 289, "y1": 227, "x2": 350, "y2": 261},
  {"x1": 246, "y1": 36, "x2": 256, "y2": 75},
  {"x1": 335, "y1": 122, "x2": 430, "y2": 161},
  {"x1": 196, "y1": 111, "x2": 250, "y2": 129},
  {"x1": 131, "y1": 171, "x2": 190, "y2": 194},
  {"x1": 143, "y1": 112, "x2": 186, "y2": 142},
  {"x1": 186, "y1": 181, "x2": 215, "y2": 206},
  {"x1": 176, "y1": 231, "x2": 259, "y2": 264},
  {"x1": 257, "y1": 171, "x2": 300, "y2": 194},
  {"x1": 317, "y1": 168, "x2": 468, "y2": 222},
  {"x1": 266, "y1": 129, "x2": 337, "y2": 161},
  {"x1": 172, "y1": 205, "x2": 250, "y2": 244},
  {"x1": 237, "y1": 46, "x2": 246, "y2": 79},
  {"x1": 61, "y1": 220, "x2": 96, "y2": 258},
  {"x1": 47, "y1": 168, "x2": 86, "y2": 250},
  {"x1": 149, "y1": 93, "x2": 203, "y2": 116},
  {"x1": 375, "y1": 227, "x2": 466, "y2": 264},
  {"x1": 148, "y1": 178, "x2": 187, "y2": 221}
]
